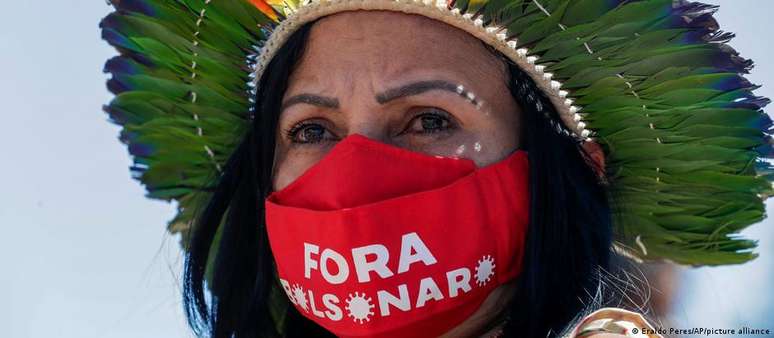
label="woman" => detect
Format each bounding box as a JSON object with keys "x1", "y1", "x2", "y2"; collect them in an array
[{"x1": 101, "y1": 0, "x2": 772, "y2": 337}]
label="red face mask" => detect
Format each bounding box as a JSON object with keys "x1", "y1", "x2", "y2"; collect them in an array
[{"x1": 265, "y1": 134, "x2": 529, "y2": 338}]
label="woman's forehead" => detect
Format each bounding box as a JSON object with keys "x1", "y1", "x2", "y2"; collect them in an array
[
  {"x1": 311, "y1": 11, "x2": 473, "y2": 44},
  {"x1": 290, "y1": 11, "x2": 506, "y2": 88}
]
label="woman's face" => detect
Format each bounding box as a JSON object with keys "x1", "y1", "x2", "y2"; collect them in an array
[
  {"x1": 272, "y1": 10, "x2": 521, "y2": 191},
  {"x1": 271, "y1": 11, "x2": 523, "y2": 336}
]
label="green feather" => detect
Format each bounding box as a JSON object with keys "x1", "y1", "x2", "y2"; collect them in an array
[{"x1": 102, "y1": 0, "x2": 773, "y2": 273}]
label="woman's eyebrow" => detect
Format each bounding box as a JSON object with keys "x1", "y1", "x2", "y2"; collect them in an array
[
  {"x1": 281, "y1": 94, "x2": 339, "y2": 111},
  {"x1": 375, "y1": 80, "x2": 480, "y2": 106},
  {"x1": 281, "y1": 80, "x2": 480, "y2": 111}
]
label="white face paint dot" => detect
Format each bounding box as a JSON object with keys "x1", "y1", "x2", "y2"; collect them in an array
[
  {"x1": 292, "y1": 284, "x2": 309, "y2": 312},
  {"x1": 345, "y1": 292, "x2": 375, "y2": 324},
  {"x1": 455, "y1": 144, "x2": 466, "y2": 156},
  {"x1": 474, "y1": 255, "x2": 496, "y2": 286},
  {"x1": 474, "y1": 142, "x2": 482, "y2": 152}
]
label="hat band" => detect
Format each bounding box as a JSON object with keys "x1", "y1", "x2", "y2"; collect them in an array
[{"x1": 252, "y1": 0, "x2": 590, "y2": 140}]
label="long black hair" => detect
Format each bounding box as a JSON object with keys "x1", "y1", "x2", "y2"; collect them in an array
[{"x1": 183, "y1": 21, "x2": 613, "y2": 338}]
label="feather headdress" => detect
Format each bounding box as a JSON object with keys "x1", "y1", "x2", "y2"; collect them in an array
[{"x1": 101, "y1": 0, "x2": 772, "y2": 266}]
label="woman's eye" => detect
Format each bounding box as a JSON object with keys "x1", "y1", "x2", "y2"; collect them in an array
[
  {"x1": 286, "y1": 123, "x2": 333, "y2": 144},
  {"x1": 405, "y1": 109, "x2": 454, "y2": 135}
]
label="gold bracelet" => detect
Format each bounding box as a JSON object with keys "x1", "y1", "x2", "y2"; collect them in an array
[{"x1": 568, "y1": 308, "x2": 664, "y2": 338}]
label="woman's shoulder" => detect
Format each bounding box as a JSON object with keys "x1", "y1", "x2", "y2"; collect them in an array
[{"x1": 565, "y1": 307, "x2": 664, "y2": 338}]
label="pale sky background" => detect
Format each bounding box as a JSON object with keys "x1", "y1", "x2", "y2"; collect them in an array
[{"x1": 0, "y1": 1, "x2": 771, "y2": 337}]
